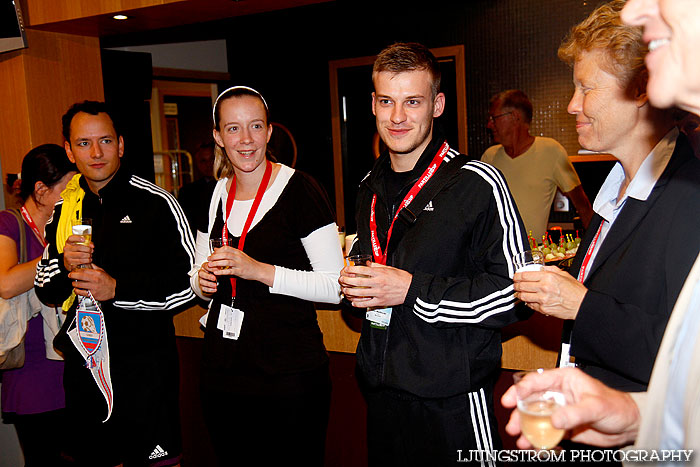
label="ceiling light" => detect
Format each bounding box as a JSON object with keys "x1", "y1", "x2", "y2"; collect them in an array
[{"x1": 112, "y1": 14, "x2": 129, "y2": 20}]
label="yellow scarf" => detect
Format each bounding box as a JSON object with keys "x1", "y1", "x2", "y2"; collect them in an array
[{"x1": 57, "y1": 173, "x2": 85, "y2": 311}]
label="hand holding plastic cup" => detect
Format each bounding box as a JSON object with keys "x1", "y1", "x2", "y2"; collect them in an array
[
  {"x1": 209, "y1": 238, "x2": 230, "y2": 269},
  {"x1": 209, "y1": 237, "x2": 227, "y2": 251},
  {"x1": 71, "y1": 218, "x2": 92, "y2": 269},
  {"x1": 71, "y1": 218, "x2": 92, "y2": 246},
  {"x1": 513, "y1": 370, "x2": 566, "y2": 450},
  {"x1": 513, "y1": 250, "x2": 545, "y2": 273},
  {"x1": 345, "y1": 254, "x2": 372, "y2": 288},
  {"x1": 346, "y1": 254, "x2": 372, "y2": 267}
]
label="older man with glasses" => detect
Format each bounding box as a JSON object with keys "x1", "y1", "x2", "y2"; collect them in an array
[{"x1": 481, "y1": 89, "x2": 592, "y2": 241}]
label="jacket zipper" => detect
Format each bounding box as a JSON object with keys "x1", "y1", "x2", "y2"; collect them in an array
[{"x1": 373, "y1": 173, "x2": 417, "y2": 384}]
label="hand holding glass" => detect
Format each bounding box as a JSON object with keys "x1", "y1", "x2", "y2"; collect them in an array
[
  {"x1": 513, "y1": 370, "x2": 566, "y2": 450},
  {"x1": 513, "y1": 250, "x2": 545, "y2": 273},
  {"x1": 72, "y1": 218, "x2": 92, "y2": 269},
  {"x1": 209, "y1": 238, "x2": 231, "y2": 270},
  {"x1": 346, "y1": 254, "x2": 372, "y2": 288}
]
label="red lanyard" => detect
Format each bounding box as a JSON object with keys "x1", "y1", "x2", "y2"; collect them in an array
[
  {"x1": 20, "y1": 206, "x2": 46, "y2": 247},
  {"x1": 577, "y1": 221, "x2": 604, "y2": 282},
  {"x1": 369, "y1": 142, "x2": 449, "y2": 265},
  {"x1": 222, "y1": 160, "x2": 272, "y2": 299}
]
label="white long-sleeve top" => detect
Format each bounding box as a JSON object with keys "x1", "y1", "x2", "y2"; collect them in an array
[{"x1": 189, "y1": 164, "x2": 343, "y2": 305}]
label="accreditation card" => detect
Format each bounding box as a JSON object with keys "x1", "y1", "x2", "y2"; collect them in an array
[
  {"x1": 366, "y1": 307, "x2": 392, "y2": 329},
  {"x1": 217, "y1": 304, "x2": 244, "y2": 340}
]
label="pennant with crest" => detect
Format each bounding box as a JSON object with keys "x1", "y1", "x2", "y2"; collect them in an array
[{"x1": 68, "y1": 291, "x2": 113, "y2": 422}]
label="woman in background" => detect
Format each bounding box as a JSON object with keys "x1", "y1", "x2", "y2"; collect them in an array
[
  {"x1": 503, "y1": 0, "x2": 700, "y2": 451},
  {"x1": 513, "y1": 0, "x2": 700, "y2": 392},
  {"x1": 0, "y1": 144, "x2": 76, "y2": 466},
  {"x1": 191, "y1": 86, "x2": 343, "y2": 466}
]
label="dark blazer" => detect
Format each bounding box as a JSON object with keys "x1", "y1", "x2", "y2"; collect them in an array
[{"x1": 563, "y1": 133, "x2": 700, "y2": 392}]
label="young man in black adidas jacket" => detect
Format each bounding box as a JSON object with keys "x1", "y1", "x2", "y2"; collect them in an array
[
  {"x1": 340, "y1": 43, "x2": 530, "y2": 466},
  {"x1": 35, "y1": 101, "x2": 195, "y2": 466}
]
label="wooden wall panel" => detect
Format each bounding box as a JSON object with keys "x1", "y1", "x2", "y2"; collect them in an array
[
  {"x1": 23, "y1": 30, "x2": 104, "y2": 148},
  {"x1": 0, "y1": 29, "x2": 103, "y2": 202},
  {"x1": 173, "y1": 304, "x2": 559, "y2": 371},
  {"x1": 174, "y1": 304, "x2": 206, "y2": 338},
  {"x1": 26, "y1": 0, "x2": 186, "y2": 26},
  {"x1": 501, "y1": 312, "x2": 562, "y2": 370},
  {"x1": 316, "y1": 309, "x2": 360, "y2": 353},
  {"x1": 0, "y1": 52, "x2": 31, "y2": 175}
]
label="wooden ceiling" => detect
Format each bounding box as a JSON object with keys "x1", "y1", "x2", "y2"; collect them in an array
[{"x1": 25, "y1": 0, "x2": 333, "y2": 37}]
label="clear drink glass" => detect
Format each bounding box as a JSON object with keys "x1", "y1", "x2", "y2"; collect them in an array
[
  {"x1": 209, "y1": 237, "x2": 226, "y2": 252},
  {"x1": 209, "y1": 238, "x2": 230, "y2": 269},
  {"x1": 72, "y1": 218, "x2": 92, "y2": 246},
  {"x1": 513, "y1": 370, "x2": 566, "y2": 450},
  {"x1": 72, "y1": 218, "x2": 92, "y2": 269},
  {"x1": 513, "y1": 250, "x2": 545, "y2": 273},
  {"x1": 346, "y1": 254, "x2": 372, "y2": 288}
]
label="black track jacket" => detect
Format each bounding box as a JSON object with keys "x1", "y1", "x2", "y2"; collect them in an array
[
  {"x1": 35, "y1": 169, "x2": 196, "y2": 421},
  {"x1": 352, "y1": 135, "x2": 530, "y2": 399}
]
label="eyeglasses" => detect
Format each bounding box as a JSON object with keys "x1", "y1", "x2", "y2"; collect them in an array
[{"x1": 487, "y1": 111, "x2": 513, "y2": 123}]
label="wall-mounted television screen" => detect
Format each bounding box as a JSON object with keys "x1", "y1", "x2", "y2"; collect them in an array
[{"x1": 0, "y1": 0, "x2": 27, "y2": 54}]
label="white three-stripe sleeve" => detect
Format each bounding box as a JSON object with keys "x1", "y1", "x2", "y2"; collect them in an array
[
  {"x1": 35, "y1": 200, "x2": 74, "y2": 303},
  {"x1": 412, "y1": 160, "x2": 526, "y2": 325},
  {"x1": 112, "y1": 176, "x2": 195, "y2": 311}
]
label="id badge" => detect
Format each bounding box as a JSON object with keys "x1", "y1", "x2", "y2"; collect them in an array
[
  {"x1": 217, "y1": 304, "x2": 244, "y2": 340},
  {"x1": 366, "y1": 307, "x2": 392, "y2": 329},
  {"x1": 558, "y1": 342, "x2": 576, "y2": 368}
]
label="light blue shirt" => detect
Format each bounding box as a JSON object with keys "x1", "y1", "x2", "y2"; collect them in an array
[
  {"x1": 559, "y1": 129, "x2": 678, "y2": 369},
  {"x1": 581, "y1": 128, "x2": 677, "y2": 282}
]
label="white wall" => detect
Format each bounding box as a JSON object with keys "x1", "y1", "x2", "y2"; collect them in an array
[{"x1": 108, "y1": 40, "x2": 228, "y2": 73}]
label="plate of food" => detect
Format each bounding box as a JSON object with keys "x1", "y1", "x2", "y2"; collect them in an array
[{"x1": 530, "y1": 233, "x2": 581, "y2": 264}]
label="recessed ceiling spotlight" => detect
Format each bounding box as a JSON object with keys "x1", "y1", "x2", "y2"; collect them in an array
[{"x1": 112, "y1": 14, "x2": 129, "y2": 20}]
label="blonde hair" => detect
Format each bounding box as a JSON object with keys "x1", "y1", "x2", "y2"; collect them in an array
[
  {"x1": 213, "y1": 144, "x2": 233, "y2": 180},
  {"x1": 212, "y1": 87, "x2": 273, "y2": 180},
  {"x1": 558, "y1": 0, "x2": 647, "y2": 94}
]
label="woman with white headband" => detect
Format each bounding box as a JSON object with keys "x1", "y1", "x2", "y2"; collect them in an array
[{"x1": 190, "y1": 86, "x2": 343, "y2": 465}]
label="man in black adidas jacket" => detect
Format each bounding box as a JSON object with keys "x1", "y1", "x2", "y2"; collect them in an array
[
  {"x1": 35, "y1": 101, "x2": 195, "y2": 466},
  {"x1": 340, "y1": 43, "x2": 530, "y2": 466}
]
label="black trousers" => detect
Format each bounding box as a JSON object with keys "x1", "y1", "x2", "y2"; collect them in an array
[
  {"x1": 10, "y1": 409, "x2": 72, "y2": 467},
  {"x1": 60, "y1": 350, "x2": 183, "y2": 467},
  {"x1": 201, "y1": 373, "x2": 331, "y2": 467},
  {"x1": 365, "y1": 386, "x2": 502, "y2": 467}
]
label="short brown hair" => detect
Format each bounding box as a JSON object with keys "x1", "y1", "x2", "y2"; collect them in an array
[
  {"x1": 490, "y1": 90, "x2": 533, "y2": 124},
  {"x1": 558, "y1": 0, "x2": 647, "y2": 94},
  {"x1": 373, "y1": 42, "x2": 441, "y2": 98}
]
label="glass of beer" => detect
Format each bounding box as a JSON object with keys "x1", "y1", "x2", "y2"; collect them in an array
[
  {"x1": 345, "y1": 254, "x2": 372, "y2": 289},
  {"x1": 513, "y1": 370, "x2": 566, "y2": 450},
  {"x1": 72, "y1": 218, "x2": 92, "y2": 246},
  {"x1": 72, "y1": 218, "x2": 92, "y2": 269},
  {"x1": 513, "y1": 250, "x2": 545, "y2": 273}
]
